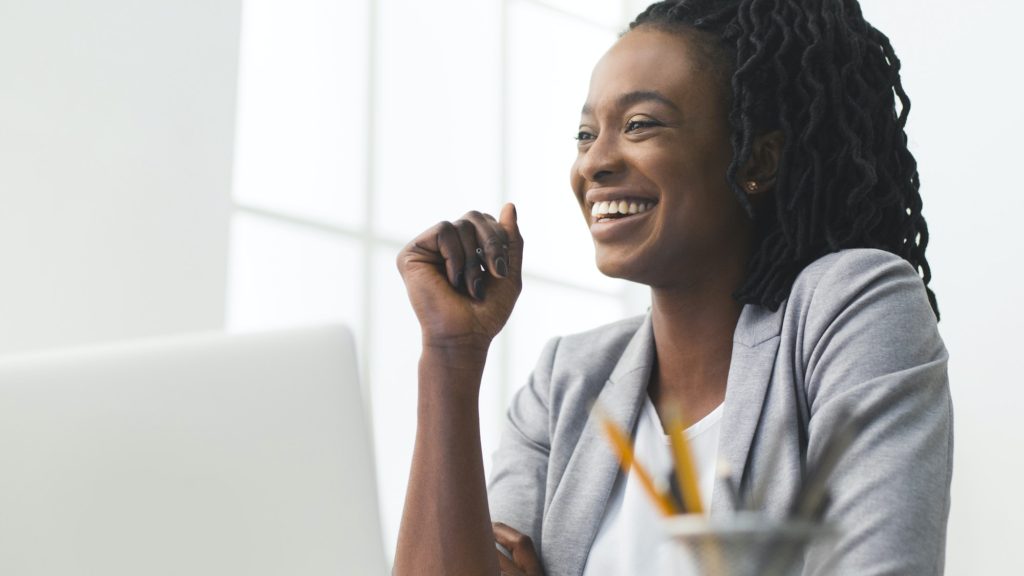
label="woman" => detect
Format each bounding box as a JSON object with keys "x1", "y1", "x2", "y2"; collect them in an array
[{"x1": 393, "y1": 0, "x2": 951, "y2": 574}]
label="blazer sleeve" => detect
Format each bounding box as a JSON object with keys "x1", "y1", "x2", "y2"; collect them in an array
[
  {"x1": 486, "y1": 336, "x2": 559, "y2": 559},
  {"x1": 800, "y1": 250, "x2": 953, "y2": 575}
]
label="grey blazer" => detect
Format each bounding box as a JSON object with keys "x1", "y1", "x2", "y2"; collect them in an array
[{"x1": 487, "y1": 249, "x2": 952, "y2": 575}]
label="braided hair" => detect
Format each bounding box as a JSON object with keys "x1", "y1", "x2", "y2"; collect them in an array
[{"x1": 630, "y1": 0, "x2": 938, "y2": 318}]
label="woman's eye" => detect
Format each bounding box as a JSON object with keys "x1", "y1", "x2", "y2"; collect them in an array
[
  {"x1": 625, "y1": 119, "x2": 659, "y2": 132},
  {"x1": 575, "y1": 130, "x2": 595, "y2": 142}
]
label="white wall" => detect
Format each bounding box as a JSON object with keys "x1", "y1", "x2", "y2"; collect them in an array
[
  {"x1": 0, "y1": 0, "x2": 240, "y2": 354},
  {"x1": 859, "y1": 1, "x2": 1024, "y2": 573}
]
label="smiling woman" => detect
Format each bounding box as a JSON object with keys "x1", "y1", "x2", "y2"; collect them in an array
[
  {"x1": 571, "y1": 28, "x2": 755, "y2": 299},
  {"x1": 570, "y1": 26, "x2": 765, "y2": 427},
  {"x1": 393, "y1": 1, "x2": 950, "y2": 575}
]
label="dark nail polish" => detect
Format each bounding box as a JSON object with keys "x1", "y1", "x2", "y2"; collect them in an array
[
  {"x1": 454, "y1": 270, "x2": 464, "y2": 288},
  {"x1": 495, "y1": 257, "x2": 508, "y2": 277},
  {"x1": 473, "y1": 277, "x2": 485, "y2": 300}
]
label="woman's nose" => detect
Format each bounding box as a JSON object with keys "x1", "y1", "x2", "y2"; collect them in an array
[{"x1": 576, "y1": 134, "x2": 624, "y2": 183}]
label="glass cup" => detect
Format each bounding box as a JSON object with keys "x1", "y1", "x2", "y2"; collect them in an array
[{"x1": 661, "y1": 512, "x2": 837, "y2": 576}]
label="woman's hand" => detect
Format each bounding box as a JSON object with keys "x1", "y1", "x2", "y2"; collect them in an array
[
  {"x1": 397, "y1": 204, "x2": 524, "y2": 355},
  {"x1": 493, "y1": 523, "x2": 545, "y2": 576},
  {"x1": 393, "y1": 205, "x2": 524, "y2": 576}
]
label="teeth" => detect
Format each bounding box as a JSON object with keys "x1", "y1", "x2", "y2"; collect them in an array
[{"x1": 591, "y1": 199, "x2": 655, "y2": 218}]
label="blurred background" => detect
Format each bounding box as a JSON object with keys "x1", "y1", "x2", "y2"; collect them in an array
[{"x1": 1, "y1": 0, "x2": 1020, "y2": 572}]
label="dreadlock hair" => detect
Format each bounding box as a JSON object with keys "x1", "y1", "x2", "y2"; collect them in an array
[{"x1": 630, "y1": 0, "x2": 939, "y2": 319}]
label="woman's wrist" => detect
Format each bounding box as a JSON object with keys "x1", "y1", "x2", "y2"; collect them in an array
[
  {"x1": 418, "y1": 339, "x2": 490, "y2": 405},
  {"x1": 420, "y1": 333, "x2": 491, "y2": 369}
]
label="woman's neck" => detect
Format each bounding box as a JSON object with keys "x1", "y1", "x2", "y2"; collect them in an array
[{"x1": 648, "y1": 282, "x2": 744, "y2": 427}]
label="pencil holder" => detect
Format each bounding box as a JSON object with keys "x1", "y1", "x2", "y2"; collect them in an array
[{"x1": 661, "y1": 512, "x2": 837, "y2": 576}]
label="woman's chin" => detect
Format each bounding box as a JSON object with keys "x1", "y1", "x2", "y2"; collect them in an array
[{"x1": 594, "y1": 254, "x2": 649, "y2": 284}]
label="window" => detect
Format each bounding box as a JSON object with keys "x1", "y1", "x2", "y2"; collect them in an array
[{"x1": 228, "y1": 0, "x2": 646, "y2": 561}]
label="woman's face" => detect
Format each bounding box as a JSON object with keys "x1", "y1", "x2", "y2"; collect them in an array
[{"x1": 570, "y1": 27, "x2": 753, "y2": 289}]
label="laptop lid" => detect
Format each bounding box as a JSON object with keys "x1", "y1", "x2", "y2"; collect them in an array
[{"x1": 0, "y1": 325, "x2": 387, "y2": 575}]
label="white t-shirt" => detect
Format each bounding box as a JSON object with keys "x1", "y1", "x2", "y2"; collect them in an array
[{"x1": 581, "y1": 398, "x2": 724, "y2": 576}]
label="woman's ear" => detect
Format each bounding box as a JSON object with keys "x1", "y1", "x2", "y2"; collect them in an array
[{"x1": 739, "y1": 130, "x2": 784, "y2": 195}]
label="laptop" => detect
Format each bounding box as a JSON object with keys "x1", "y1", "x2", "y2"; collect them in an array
[{"x1": 0, "y1": 325, "x2": 387, "y2": 575}]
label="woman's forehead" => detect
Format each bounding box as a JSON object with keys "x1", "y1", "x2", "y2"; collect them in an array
[{"x1": 582, "y1": 28, "x2": 722, "y2": 115}]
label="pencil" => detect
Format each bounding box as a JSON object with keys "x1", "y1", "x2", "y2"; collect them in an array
[
  {"x1": 667, "y1": 416, "x2": 705, "y2": 514},
  {"x1": 595, "y1": 407, "x2": 678, "y2": 516}
]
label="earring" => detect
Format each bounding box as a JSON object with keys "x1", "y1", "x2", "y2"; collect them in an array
[{"x1": 745, "y1": 180, "x2": 759, "y2": 192}]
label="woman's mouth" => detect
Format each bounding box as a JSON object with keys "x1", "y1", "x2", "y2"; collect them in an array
[{"x1": 590, "y1": 199, "x2": 657, "y2": 223}]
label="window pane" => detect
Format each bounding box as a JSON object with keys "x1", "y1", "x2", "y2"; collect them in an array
[
  {"x1": 373, "y1": 0, "x2": 503, "y2": 241},
  {"x1": 226, "y1": 212, "x2": 362, "y2": 332},
  {"x1": 232, "y1": 0, "x2": 368, "y2": 227},
  {"x1": 624, "y1": 0, "x2": 655, "y2": 25},
  {"x1": 507, "y1": 2, "x2": 618, "y2": 292},
  {"x1": 368, "y1": 244, "x2": 504, "y2": 562},
  {"x1": 533, "y1": 0, "x2": 627, "y2": 29},
  {"x1": 505, "y1": 280, "x2": 630, "y2": 406}
]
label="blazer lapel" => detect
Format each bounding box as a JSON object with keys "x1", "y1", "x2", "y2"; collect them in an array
[
  {"x1": 542, "y1": 314, "x2": 655, "y2": 576},
  {"x1": 539, "y1": 305, "x2": 785, "y2": 572},
  {"x1": 711, "y1": 303, "x2": 785, "y2": 515}
]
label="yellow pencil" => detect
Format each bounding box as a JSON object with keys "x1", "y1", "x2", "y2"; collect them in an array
[
  {"x1": 595, "y1": 407, "x2": 679, "y2": 516},
  {"x1": 668, "y1": 415, "x2": 704, "y2": 514}
]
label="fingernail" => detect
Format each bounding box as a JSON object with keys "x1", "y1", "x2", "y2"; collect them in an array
[
  {"x1": 495, "y1": 257, "x2": 508, "y2": 277},
  {"x1": 473, "y1": 277, "x2": 485, "y2": 300}
]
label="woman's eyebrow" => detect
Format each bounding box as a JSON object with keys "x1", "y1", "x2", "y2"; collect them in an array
[{"x1": 580, "y1": 90, "x2": 681, "y2": 116}]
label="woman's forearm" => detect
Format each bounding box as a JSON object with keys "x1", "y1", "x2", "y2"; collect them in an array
[{"x1": 393, "y1": 347, "x2": 498, "y2": 576}]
